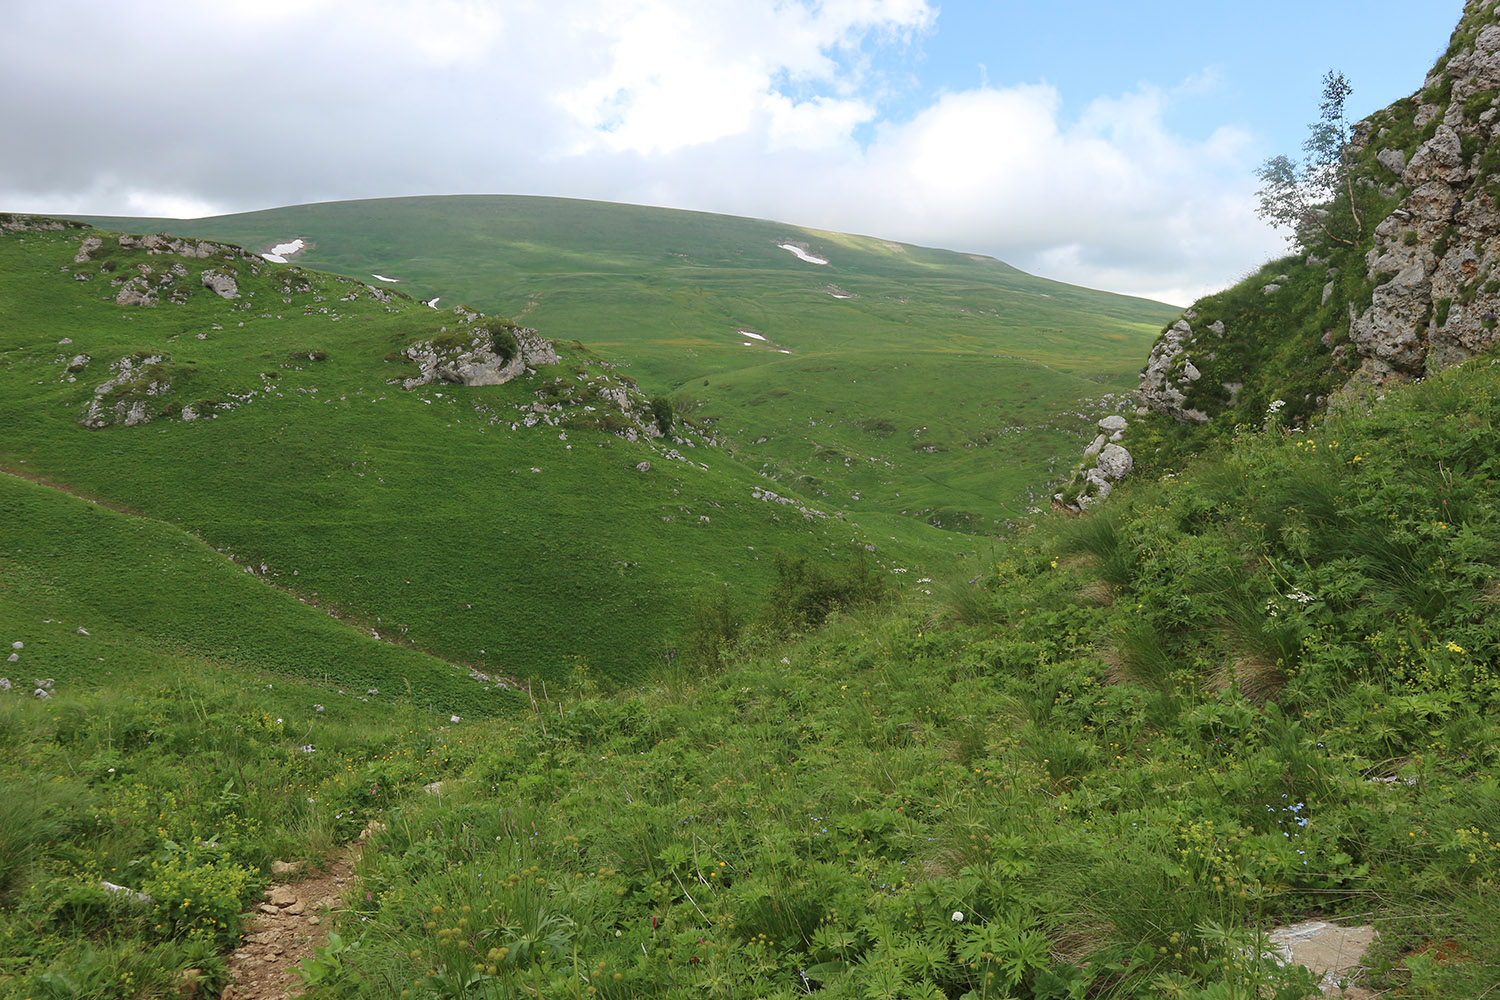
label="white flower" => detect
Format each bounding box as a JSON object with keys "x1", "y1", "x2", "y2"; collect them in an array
[
  {"x1": 300, "y1": 744, "x2": 316, "y2": 754},
  {"x1": 450, "y1": 715, "x2": 461, "y2": 723},
  {"x1": 951, "y1": 911, "x2": 964, "y2": 922},
  {"x1": 314, "y1": 704, "x2": 324, "y2": 712}
]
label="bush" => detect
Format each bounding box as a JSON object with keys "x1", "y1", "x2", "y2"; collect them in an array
[
  {"x1": 489, "y1": 324, "x2": 519, "y2": 363},
  {"x1": 145, "y1": 852, "x2": 261, "y2": 947},
  {"x1": 649, "y1": 395, "x2": 674, "y2": 435},
  {"x1": 763, "y1": 551, "x2": 888, "y2": 630},
  {"x1": 685, "y1": 586, "x2": 741, "y2": 671}
]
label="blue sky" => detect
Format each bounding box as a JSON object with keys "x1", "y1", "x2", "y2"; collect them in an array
[
  {"x1": 904, "y1": 2, "x2": 1460, "y2": 154},
  {"x1": 0, "y1": 0, "x2": 1467, "y2": 304}
]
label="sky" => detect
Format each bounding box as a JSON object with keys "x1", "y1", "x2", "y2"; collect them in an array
[{"x1": 0, "y1": 1, "x2": 1465, "y2": 305}]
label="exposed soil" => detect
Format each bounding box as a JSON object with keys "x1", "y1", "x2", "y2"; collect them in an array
[{"x1": 219, "y1": 852, "x2": 356, "y2": 1000}]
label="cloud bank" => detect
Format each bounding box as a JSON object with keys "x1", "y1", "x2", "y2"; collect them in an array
[{"x1": 0, "y1": 0, "x2": 1281, "y2": 303}]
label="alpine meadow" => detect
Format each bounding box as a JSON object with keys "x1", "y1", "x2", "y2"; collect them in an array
[{"x1": 5, "y1": 3, "x2": 1500, "y2": 999}]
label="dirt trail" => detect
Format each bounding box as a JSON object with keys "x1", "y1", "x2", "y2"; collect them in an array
[{"x1": 219, "y1": 851, "x2": 357, "y2": 1000}]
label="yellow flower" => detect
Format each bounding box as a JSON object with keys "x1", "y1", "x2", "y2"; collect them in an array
[{"x1": 1446, "y1": 641, "x2": 1465, "y2": 654}]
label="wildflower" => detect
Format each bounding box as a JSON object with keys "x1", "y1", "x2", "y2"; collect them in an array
[
  {"x1": 314, "y1": 704, "x2": 324, "y2": 712},
  {"x1": 451, "y1": 715, "x2": 461, "y2": 723},
  {"x1": 1447, "y1": 641, "x2": 1465, "y2": 654},
  {"x1": 300, "y1": 745, "x2": 316, "y2": 754},
  {"x1": 951, "y1": 911, "x2": 964, "y2": 922}
]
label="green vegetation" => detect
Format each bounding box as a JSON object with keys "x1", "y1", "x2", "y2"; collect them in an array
[
  {"x1": 8, "y1": 313, "x2": 1498, "y2": 997},
  {"x1": 77, "y1": 195, "x2": 1178, "y2": 528},
  {"x1": 0, "y1": 221, "x2": 969, "y2": 688}
]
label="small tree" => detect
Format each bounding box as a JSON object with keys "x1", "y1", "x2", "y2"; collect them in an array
[
  {"x1": 1256, "y1": 71, "x2": 1364, "y2": 249},
  {"x1": 649, "y1": 395, "x2": 674, "y2": 436}
]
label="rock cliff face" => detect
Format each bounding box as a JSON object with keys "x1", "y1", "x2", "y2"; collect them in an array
[
  {"x1": 1072, "y1": 1, "x2": 1500, "y2": 503},
  {"x1": 1351, "y1": 12, "x2": 1500, "y2": 380},
  {"x1": 1133, "y1": 1, "x2": 1500, "y2": 421}
]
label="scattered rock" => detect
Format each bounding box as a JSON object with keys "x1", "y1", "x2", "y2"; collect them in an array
[{"x1": 200, "y1": 268, "x2": 240, "y2": 299}]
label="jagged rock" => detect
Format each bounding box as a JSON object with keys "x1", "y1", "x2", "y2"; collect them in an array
[
  {"x1": 1138, "y1": 319, "x2": 1210, "y2": 424},
  {"x1": 115, "y1": 276, "x2": 157, "y2": 307},
  {"x1": 1262, "y1": 283, "x2": 1281, "y2": 295},
  {"x1": 119, "y1": 233, "x2": 225, "y2": 258},
  {"x1": 401, "y1": 325, "x2": 557, "y2": 389},
  {"x1": 1376, "y1": 148, "x2": 1407, "y2": 175},
  {"x1": 200, "y1": 269, "x2": 239, "y2": 299},
  {"x1": 1082, "y1": 434, "x2": 1106, "y2": 461},
  {"x1": 1097, "y1": 415, "x2": 1127, "y2": 438},
  {"x1": 635, "y1": 461, "x2": 652, "y2": 472},
  {"x1": 73, "y1": 236, "x2": 103, "y2": 263},
  {"x1": 81, "y1": 355, "x2": 171, "y2": 429},
  {"x1": 1096, "y1": 444, "x2": 1133, "y2": 480}
]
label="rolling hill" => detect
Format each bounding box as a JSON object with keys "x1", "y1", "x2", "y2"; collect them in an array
[{"x1": 78, "y1": 196, "x2": 1178, "y2": 530}]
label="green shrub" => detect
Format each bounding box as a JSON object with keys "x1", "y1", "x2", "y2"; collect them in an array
[
  {"x1": 762, "y1": 551, "x2": 888, "y2": 629},
  {"x1": 145, "y1": 852, "x2": 261, "y2": 947},
  {"x1": 685, "y1": 585, "x2": 742, "y2": 671},
  {"x1": 649, "y1": 395, "x2": 674, "y2": 435},
  {"x1": 489, "y1": 324, "x2": 519, "y2": 362}
]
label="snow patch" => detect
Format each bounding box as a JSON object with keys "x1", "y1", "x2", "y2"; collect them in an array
[
  {"x1": 738, "y1": 330, "x2": 766, "y2": 341},
  {"x1": 261, "y1": 238, "x2": 305, "y2": 263},
  {"x1": 425, "y1": 297, "x2": 441, "y2": 309},
  {"x1": 372, "y1": 273, "x2": 401, "y2": 283},
  {"x1": 778, "y1": 243, "x2": 828, "y2": 265}
]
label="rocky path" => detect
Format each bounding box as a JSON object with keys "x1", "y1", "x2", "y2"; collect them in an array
[{"x1": 219, "y1": 853, "x2": 356, "y2": 1000}]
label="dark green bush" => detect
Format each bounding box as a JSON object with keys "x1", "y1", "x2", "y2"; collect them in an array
[{"x1": 649, "y1": 395, "x2": 674, "y2": 435}]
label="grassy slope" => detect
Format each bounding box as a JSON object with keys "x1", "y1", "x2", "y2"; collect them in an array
[
  {"x1": 80, "y1": 196, "x2": 1178, "y2": 527},
  {"x1": 0, "y1": 472, "x2": 505, "y2": 717},
  {"x1": 8, "y1": 338, "x2": 1496, "y2": 999},
  {"x1": 0, "y1": 222, "x2": 963, "y2": 686}
]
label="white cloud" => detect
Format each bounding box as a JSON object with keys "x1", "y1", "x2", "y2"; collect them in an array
[
  {"x1": 0, "y1": 0, "x2": 1279, "y2": 302},
  {"x1": 556, "y1": 0, "x2": 932, "y2": 155}
]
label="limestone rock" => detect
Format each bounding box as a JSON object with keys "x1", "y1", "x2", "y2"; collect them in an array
[
  {"x1": 1096, "y1": 444, "x2": 1133, "y2": 480},
  {"x1": 73, "y1": 236, "x2": 103, "y2": 263},
  {"x1": 1137, "y1": 319, "x2": 1210, "y2": 424},
  {"x1": 81, "y1": 354, "x2": 171, "y2": 429},
  {"x1": 200, "y1": 268, "x2": 239, "y2": 299},
  {"x1": 401, "y1": 324, "x2": 557, "y2": 389}
]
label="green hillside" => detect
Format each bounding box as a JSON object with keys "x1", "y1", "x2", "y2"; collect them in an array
[
  {"x1": 7, "y1": 324, "x2": 1498, "y2": 999},
  {"x1": 0, "y1": 218, "x2": 964, "y2": 688},
  {"x1": 79, "y1": 195, "x2": 1177, "y2": 528}
]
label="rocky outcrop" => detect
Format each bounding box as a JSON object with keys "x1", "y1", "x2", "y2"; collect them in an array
[
  {"x1": 0, "y1": 214, "x2": 86, "y2": 233},
  {"x1": 119, "y1": 233, "x2": 231, "y2": 258},
  {"x1": 401, "y1": 323, "x2": 558, "y2": 389},
  {"x1": 1347, "y1": 14, "x2": 1500, "y2": 381},
  {"x1": 1054, "y1": 416, "x2": 1135, "y2": 510},
  {"x1": 1137, "y1": 317, "x2": 1210, "y2": 423},
  {"x1": 81, "y1": 355, "x2": 173, "y2": 428},
  {"x1": 200, "y1": 268, "x2": 240, "y2": 299}
]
